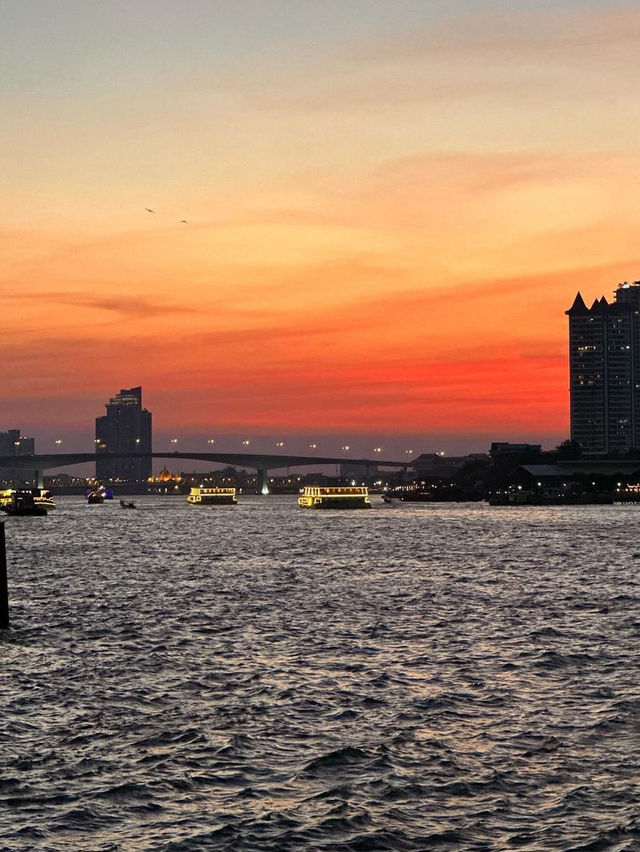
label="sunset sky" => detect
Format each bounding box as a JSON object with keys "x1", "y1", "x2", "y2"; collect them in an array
[{"x1": 3, "y1": 0, "x2": 640, "y2": 456}]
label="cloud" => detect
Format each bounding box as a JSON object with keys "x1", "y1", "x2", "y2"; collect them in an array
[
  {"x1": 0, "y1": 290, "x2": 197, "y2": 319},
  {"x1": 230, "y1": 5, "x2": 640, "y2": 114},
  {"x1": 349, "y1": 6, "x2": 640, "y2": 64}
]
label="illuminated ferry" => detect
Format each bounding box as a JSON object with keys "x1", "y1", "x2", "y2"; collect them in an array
[
  {"x1": 187, "y1": 487, "x2": 237, "y2": 506},
  {"x1": 0, "y1": 489, "x2": 56, "y2": 510},
  {"x1": 1, "y1": 490, "x2": 48, "y2": 516},
  {"x1": 33, "y1": 489, "x2": 56, "y2": 510},
  {"x1": 0, "y1": 489, "x2": 14, "y2": 509},
  {"x1": 298, "y1": 486, "x2": 371, "y2": 509}
]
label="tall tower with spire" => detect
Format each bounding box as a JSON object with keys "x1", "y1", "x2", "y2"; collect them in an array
[{"x1": 566, "y1": 282, "x2": 640, "y2": 453}]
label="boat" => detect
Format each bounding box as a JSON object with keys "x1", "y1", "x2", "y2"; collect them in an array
[
  {"x1": 86, "y1": 490, "x2": 105, "y2": 505},
  {"x1": 0, "y1": 489, "x2": 14, "y2": 509},
  {"x1": 187, "y1": 487, "x2": 237, "y2": 506},
  {"x1": 1, "y1": 491, "x2": 47, "y2": 516},
  {"x1": 1, "y1": 488, "x2": 55, "y2": 510},
  {"x1": 298, "y1": 486, "x2": 371, "y2": 509},
  {"x1": 32, "y1": 488, "x2": 56, "y2": 510},
  {"x1": 119, "y1": 500, "x2": 136, "y2": 509}
]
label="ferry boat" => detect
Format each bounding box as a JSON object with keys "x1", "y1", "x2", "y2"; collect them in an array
[
  {"x1": 298, "y1": 486, "x2": 371, "y2": 509},
  {"x1": 1, "y1": 490, "x2": 47, "y2": 516},
  {"x1": 1, "y1": 488, "x2": 56, "y2": 510},
  {"x1": 187, "y1": 487, "x2": 237, "y2": 506},
  {"x1": 32, "y1": 488, "x2": 56, "y2": 510}
]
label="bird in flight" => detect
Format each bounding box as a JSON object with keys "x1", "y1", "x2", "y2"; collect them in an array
[
  {"x1": 179, "y1": 219, "x2": 189, "y2": 224},
  {"x1": 145, "y1": 208, "x2": 155, "y2": 214}
]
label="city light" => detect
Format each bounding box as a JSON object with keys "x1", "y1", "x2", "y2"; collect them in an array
[
  {"x1": 276, "y1": 441, "x2": 284, "y2": 447},
  {"x1": 170, "y1": 438, "x2": 178, "y2": 444},
  {"x1": 135, "y1": 438, "x2": 141, "y2": 444},
  {"x1": 242, "y1": 440, "x2": 250, "y2": 446},
  {"x1": 207, "y1": 439, "x2": 215, "y2": 444},
  {"x1": 341, "y1": 445, "x2": 350, "y2": 451},
  {"x1": 405, "y1": 449, "x2": 413, "y2": 455},
  {"x1": 309, "y1": 443, "x2": 317, "y2": 449},
  {"x1": 373, "y1": 447, "x2": 382, "y2": 453}
]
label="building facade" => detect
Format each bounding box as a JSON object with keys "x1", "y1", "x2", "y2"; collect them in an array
[
  {"x1": 0, "y1": 429, "x2": 36, "y2": 484},
  {"x1": 566, "y1": 282, "x2": 640, "y2": 453},
  {"x1": 0, "y1": 429, "x2": 34, "y2": 457},
  {"x1": 95, "y1": 387, "x2": 152, "y2": 481}
]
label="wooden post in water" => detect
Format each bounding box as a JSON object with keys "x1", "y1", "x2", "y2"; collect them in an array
[{"x1": 0, "y1": 522, "x2": 8, "y2": 630}]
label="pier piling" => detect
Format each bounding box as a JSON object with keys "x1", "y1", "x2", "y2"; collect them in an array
[{"x1": 0, "y1": 522, "x2": 8, "y2": 629}]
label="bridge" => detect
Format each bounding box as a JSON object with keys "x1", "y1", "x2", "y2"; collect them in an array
[{"x1": 0, "y1": 451, "x2": 409, "y2": 494}]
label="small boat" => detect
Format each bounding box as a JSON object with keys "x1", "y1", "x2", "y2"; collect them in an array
[
  {"x1": 298, "y1": 486, "x2": 371, "y2": 509},
  {"x1": 32, "y1": 488, "x2": 56, "y2": 510},
  {"x1": 1, "y1": 491, "x2": 47, "y2": 516},
  {"x1": 119, "y1": 500, "x2": 136, "y2": 509},
  {"x1": 187, "y1": 487, "x2": 237, "y2": 506},
  {"x1": 86, "y1": 490, "x2": 105, "y2": 505}
]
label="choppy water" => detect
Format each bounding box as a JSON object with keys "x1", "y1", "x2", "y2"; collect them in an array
[{"x1": 1, "y1": 496, "x2": 640, "y2": 851}]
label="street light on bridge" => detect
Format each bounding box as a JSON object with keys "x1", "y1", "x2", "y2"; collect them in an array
[
  {"x1": 242, "y1": 439, "x2": 250, "y2": 446},
  {"x1": 276, "y1": 441, "x2": 284, "y2": 447}
]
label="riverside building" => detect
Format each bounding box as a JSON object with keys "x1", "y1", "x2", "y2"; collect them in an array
[
  {"x1": 0, "y1": 429, "x2": 34, "y2": 457},
  {"x1": 95, "y1": 386, "x2": 152, "y2": 481},
  {"x1": 566, "y1": 282, "x2": 640, "y2": 453},
  {"x1": 0, "y1": 429, "x2": 35, "y2": 485}
]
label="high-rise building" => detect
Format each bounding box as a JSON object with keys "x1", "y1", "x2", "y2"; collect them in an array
[
  {"x1": 95, "y1": 387, "x2": 152, "y2": 481},
  {"x1": 0, "y1": 429, "x2": 35, "y2": 457},
  {"x1": 566, "y1": 282, "x2": 640, "y2": 453},
  {"x1": 0, "y1": 429, "x2": 36, "y2": 484}
]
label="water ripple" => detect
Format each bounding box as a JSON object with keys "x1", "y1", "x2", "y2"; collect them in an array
[{"x1": 1, "y1": 497, "x2": 639, "y2": 850}]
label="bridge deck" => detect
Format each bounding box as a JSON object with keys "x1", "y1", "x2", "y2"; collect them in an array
[{"x1": 0, "y1": 451, "x2": 408, "y2": 472}]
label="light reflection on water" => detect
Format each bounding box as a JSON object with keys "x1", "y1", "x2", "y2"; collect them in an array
[{"x1": 1, "y1": 496, "x2": 639, "y2": 850}]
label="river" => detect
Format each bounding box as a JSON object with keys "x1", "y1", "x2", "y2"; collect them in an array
[{"x1": 1, "y1": 496, "x2": 639, "y2": 850}]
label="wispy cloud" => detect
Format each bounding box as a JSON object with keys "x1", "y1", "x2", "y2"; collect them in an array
[
  {"x1": 232, "y1": 5, "x2": 640, "y2": 113},
  {"x1": 0, "y1": 290, "x2": 197, "y2": 319},
  {"x1": 349, "y1": 6, "x2": 640, "y2": 64}
]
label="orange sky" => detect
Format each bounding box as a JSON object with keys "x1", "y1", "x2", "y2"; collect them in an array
[{"x1": 3, "y1": 2, "x2": 640, "y2": 453}]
